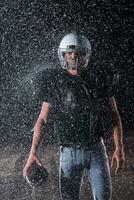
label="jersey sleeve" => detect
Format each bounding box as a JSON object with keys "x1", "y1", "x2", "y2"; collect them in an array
[
  {"x1": 104, "y1": 73, "x2": 120, "y2": 97},
  {"x1": 97, "y1": 71, "x2": 119, "y2": 98},
  {"x1": 31, "y1": 70, "x2": 53, "y2": 104}
]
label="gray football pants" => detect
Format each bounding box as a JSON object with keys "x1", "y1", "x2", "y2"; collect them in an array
[{"x1": 59, "y1": 139, "x2": 112, "y2": 200}]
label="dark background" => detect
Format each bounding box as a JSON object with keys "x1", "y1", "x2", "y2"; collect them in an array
[{"x1": 0, "y1": 0, "x2": 133, "y2": 146}]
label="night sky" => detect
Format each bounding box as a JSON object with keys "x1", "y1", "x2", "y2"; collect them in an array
[{"x1": 1, "y1": 0, "x2": 133, "y2": 145}]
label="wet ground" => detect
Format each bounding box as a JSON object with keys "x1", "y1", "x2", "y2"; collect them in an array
[{"x1": 0, "y1": 137, "x2": 134, "y2": 200}]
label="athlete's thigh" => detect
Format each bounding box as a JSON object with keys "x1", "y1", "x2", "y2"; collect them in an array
[
  {"x1": 59, "y1": 147, "x2": 83, "y2": 200},
  {"x1": 88, "y1": 141, "x2": 112, "y2": 200}
]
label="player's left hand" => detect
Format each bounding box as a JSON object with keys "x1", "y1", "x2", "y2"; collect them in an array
[{"x1": 111, "y1": 148, "x2": 125, "y2": 173}]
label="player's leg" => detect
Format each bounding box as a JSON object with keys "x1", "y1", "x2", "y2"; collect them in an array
[
  {"x1": 88, "y1": 140, "x2": 112, "y2": 200},
  {"x1": 59, "y1": 146, "x2": 84, "y2": 200}
]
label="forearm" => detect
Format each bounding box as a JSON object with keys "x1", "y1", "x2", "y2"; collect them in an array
[
  {"x1": 30, "y1": 118, "x2": 45, "y2": 155},
  {"x1": 113, "y1": 113, "x2": 123, "y2": 150}
]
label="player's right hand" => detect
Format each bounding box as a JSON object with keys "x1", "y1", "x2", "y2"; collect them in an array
[{"x1": 23, "y1": 153, "x2": 43, "y2": 178}]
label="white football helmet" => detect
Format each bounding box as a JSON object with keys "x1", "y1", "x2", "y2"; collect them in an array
[{"x1": 58, "y1": 32, "x2": 91, "y2": 70}]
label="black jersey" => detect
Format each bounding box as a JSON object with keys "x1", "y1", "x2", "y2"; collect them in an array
[{"x1": 36, "y1": 67, "x2": 116, "y2": 147}]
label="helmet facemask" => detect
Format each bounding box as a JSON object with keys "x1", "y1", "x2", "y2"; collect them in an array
[{"x1": 58, "y1": 46, "x2": 90, "y2": 70}]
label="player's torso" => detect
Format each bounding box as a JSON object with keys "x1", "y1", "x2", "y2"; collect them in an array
[{"x1": 49, "y1": 69, "x2": 105, "y2": 146}]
